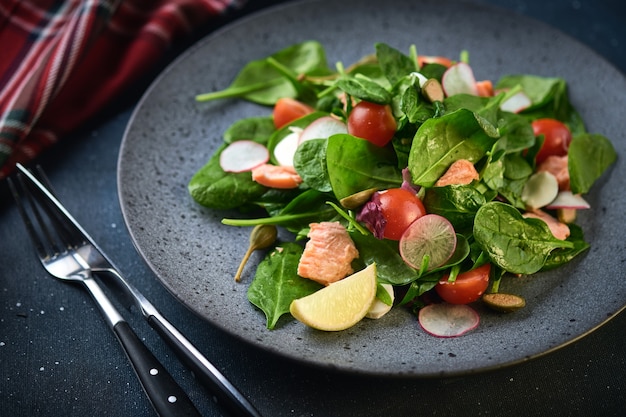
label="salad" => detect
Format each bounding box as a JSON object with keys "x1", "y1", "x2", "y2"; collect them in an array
[{"x1": 188, "y1": 41, "x2": 616, "y2": 337}]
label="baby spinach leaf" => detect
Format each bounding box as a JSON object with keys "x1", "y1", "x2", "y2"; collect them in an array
[
  {"x1": 423, "y1": 184, "x2": 488, "y2": 230},
  {"x1": 473, "y1": 202, "x2": 574, "y2": 275},
  {"x1": 482, "y1": 153, "x2": 533, "y2": 209},
  {"x1": 293, "y1": 138, "x2": 332, "y2": 192},
  {"x1": 408, "y1": 108, "x2": 499, "y2": 187},
  {"x1": 247, "y1": 243, "x2": 322, "y2": 329},
  {"x1": 196, "y1": 41, "x2": 330, "y2": 106},
  {"x1": 326, "y1": 133, "x2": 402, "y2": 200},
  {"x1": 223, "y1": 116, "x2": 275, "y2": 144},
  {"x1": 568, "y1": 133, "x2": 617, "y2": 194},
  {"x1": 541, "y1": 224, "x2": 589, "y2": 271},
  {"x1": 350, "y1": 232, "x2": 421, "y2": 285},
  {"x1": 188, "y1": 144, "x2": 267, "y2": 210},
  {"x1": 335, "y1": 74, "x2": 392, "y2": 104},
  {"x1": 375, "y1": 43, "x2": 416, "y2": 86}
]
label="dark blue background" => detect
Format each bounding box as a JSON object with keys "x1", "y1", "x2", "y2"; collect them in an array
[{"x1": 1, "y1": 1, "x2": 625, "y2": 416}]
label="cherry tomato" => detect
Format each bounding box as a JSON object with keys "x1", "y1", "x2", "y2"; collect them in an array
[
  {"x1": 377, "y1": 188, "x2": 426, "y2": 240},
  {"x1": 347, "y1": 101, "x2": 397, "y2": 147},
  {"x1": 273, "y1": 97, "x2": 314, "y2": 129},
  {"x1": 435, "y1": 263, "x2": 491, "y2": 304},
  {"x1": 531, "y1": 118, "x2": 572, "y2": 164}
]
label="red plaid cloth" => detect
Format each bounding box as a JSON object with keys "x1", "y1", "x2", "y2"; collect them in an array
[{"x1": 0, "y1": 0, "x2": 243, "y2": 179}]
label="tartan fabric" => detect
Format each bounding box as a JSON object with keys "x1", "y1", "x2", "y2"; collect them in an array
[{"x1": 0, "y1": 0, "x2": 243, "y2": 179}]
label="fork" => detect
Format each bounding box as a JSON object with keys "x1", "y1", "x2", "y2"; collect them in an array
[
  {"x1": 12, "y1": 164, "x2": 263, "y2": 417},
  {"x1": 9, "y1": 171, "x2": 203, "y2": 417}
]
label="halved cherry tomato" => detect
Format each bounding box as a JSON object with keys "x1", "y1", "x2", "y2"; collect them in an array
[
  {"x1": 377, "y1": 188, "x2": 426, "y2": 240},
  {"x1": 347, "y1": 101, "x2": 397, "y2": 147},
  {"x1": 435, "y1": 263, "x2": 491, "y2": 304},
  {"x1": 531, "y1": 118, "x2": 572, "y2": 164},
  {"x1": 273, "y1": 97, "x2": 314, "y2": 129}
]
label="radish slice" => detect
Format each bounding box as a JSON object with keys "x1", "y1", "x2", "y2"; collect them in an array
[
  {"x1": 546, "y1": 191, "x2": 591, "y2": 210},
  {"x1": 499, "y1": 91, "x2": 532, "y2": 113},
  {"x1": 366, "y1": 283, "x2": 394, "y2": 319},
  {"x1": 521, "y1": 171, "x2": 559, "y2": 209},
  {"x1": 220, "y1": 140, "x2": 269, "y2": 173},
  {"x1": 273, "y1": 129, "x2": 302, "y2": 167},
  {"x1": 399, "y1": 214, "x2": 457, "y2": 271},
  {"x1": 441, "y1": 62, "x2": 478, "y2": 96},
  {"x1": 418, "y1": 303, "x2": 480, "y2": 337},
  {"x1": 299, "y1": 116, "x2": 347, "y2": 143}
]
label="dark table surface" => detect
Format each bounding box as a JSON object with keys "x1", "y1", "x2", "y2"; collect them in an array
[{"x1": 1, "y1": 1, "x2": 625, "y2": 416}]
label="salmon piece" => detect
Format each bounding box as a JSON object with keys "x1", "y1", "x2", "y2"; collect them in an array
[
  {"x1": 251, "y1": 164, "x2": 302, "y2": 189},
  {"x1": 523, "y1": 209, "x2": 570, "y2": 240},
  {"x1": 476, "y1": 80, "x2": 494, "y2": 97},
  {"x1": 297, "y1": 222, "x2": 360, "y2": 286},
  {"x1": 537, "y1": 155, "x2": 570, "y2": 190},
  {"x1": 435, "y1": 159, "x2": 479, "y2": 187}
]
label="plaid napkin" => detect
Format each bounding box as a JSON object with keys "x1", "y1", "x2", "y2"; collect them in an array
[{"x1": 0, "y1": 0, "x2": 244, "y2": 179}]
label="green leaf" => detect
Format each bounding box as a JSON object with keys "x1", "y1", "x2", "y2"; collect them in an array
[
  {"x1": 188, "y1": 144, "x2": 267, "y2": 210},
  {"x1": 568, "y1": 133, "x2": 617, "y2": 194},
  {"x1": 326, "y1": 133, "x2": 402, "y2": 200},
  {"x1": 223, "y1": 116, "x2": 275, "y2": 144},
  {"x1": 335, "y1": 74, "x2": 392, "y2": 104},
  {"x1": 423, "y1": 184, "x2": 488, "y2": 230},
  {"x1": 473, "y1": 202, "x2": 574, "y2": 274},
  {"x1": 408, "y1": 108, "x2": 499, "y2": 187},
  {"x1": 375, "y1": 43, "x2": 417, "y2": 86},
  {"x1": 196, "y1": 41, "x2": 330, "y2": 105},
  {"x1": 247, "y1": 243, "x2": 322, "y2": 329},
  {"x1": 293, "y1": 138, "x2": 332, "y2": 192}
]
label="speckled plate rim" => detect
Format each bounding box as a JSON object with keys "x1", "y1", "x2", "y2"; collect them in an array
[{"x1": 117, "y1": 0, "x2": 626, "y2": 377}]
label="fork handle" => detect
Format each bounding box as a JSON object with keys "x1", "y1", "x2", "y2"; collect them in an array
[{"x1": 113, "y1": 321, "x2": 203, "y2": 417}]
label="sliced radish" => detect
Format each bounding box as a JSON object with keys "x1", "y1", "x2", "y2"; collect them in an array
[
  {"x1": 298, "y1": 116, "x2": 347, "y2": 143},
  {"x1": 521, "y1": 171, "x2": 559, "y2": 209},
  {"x1": 441, "y1": 62, "x2": 478, "y2": 97},
  {"x1": 399, "y1": 214, "x2": 457, "y2": 271},
  {"x1": 499, "y1": 91, "x2": 532, "y2": 113},
  {"x1": 273, "y1": 128, "x2": 302, "y2": 167},
  {"x1": 220, "y1": 140, "x2": 269, "y2": 173},
  {"x1": 418, "y1": 303, "x2": 480, "y2": 337},
  {"x1": 546, "y1": 191, "x2": 590, "y2": 210}
]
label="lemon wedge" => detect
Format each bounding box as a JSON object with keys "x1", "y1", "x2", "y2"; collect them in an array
[{"x1": 290, "y1": 263, "x2": 377, "y2": 331}]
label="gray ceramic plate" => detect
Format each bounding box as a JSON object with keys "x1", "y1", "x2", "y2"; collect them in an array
[{"x1": 118, "y1": 0, "x2": 626, "y2": 377}]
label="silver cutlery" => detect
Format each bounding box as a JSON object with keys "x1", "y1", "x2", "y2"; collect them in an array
[{"x1": 10, "y1": 163, "x2": 263, "y2": 417}]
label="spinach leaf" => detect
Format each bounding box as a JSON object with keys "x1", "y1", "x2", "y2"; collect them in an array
[
  {"x1": 335, "y1": 74, "x2": 392, "y2": 104},
  {"x1": 375, "y1": 43, "x2": 416, "y2": 86},
  {"x1": 568, "y1": 133, "x2": 617, "y2": 194},
  {"x1": 541, "y1": 224, "x2": 589, "y2": 271},
  {"x1": 247, "y1": 243, "x2": 322, "y2": 329},
  {"x1": 196, "y1": 41, "x2": 330, "y2": 105},
  {"x1": 473, "y1": 202, "x2": 574, "y2": 274},
  {"x1": 350, "y1": 232, "x2": 421, "y2": 285},
  {"x1": 223, "y1": 116, "x2": 275, "y2": 144},
  {"x1": 326, "y1": 133, "x2": 402, "y2": 200},
  {"x1": 293, "y1": 138, "x2": 332, "y2": 192},
  {"x1": 423, "y1": 184, "x2": 488, "y2": 230},
  {"x1": 188, "y1": 144, "x2": 267, "y2": 209},
  {"x1": 408, "y1": 108, "x2": 499, "y2": 187},
  {"x1": 482, "y1": 153, "x2": 533, "y2": 209}
]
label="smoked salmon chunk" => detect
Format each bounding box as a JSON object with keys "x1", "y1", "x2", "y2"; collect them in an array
[
  {"x1": 536, "y1": 155, "x2": 570, "y2": 191},
  {"x1": 435, "y1": 159, "x2": 479, "y2": 187},
  {"x1": 297, "y1": 222, "x2": 359, "y2": 286}
]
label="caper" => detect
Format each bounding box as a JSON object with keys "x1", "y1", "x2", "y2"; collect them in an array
[
  {"x1": 234, "y1": 224, "x2": 278, "y2": 282},
  {"x1": 339, "y1": 188, "x2": 378, "y2": 210},
  {"x1": 482, "y1": 293, "x2": 526, "y2": 313}
]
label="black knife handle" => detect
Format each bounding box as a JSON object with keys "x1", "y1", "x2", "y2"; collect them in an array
[
  {"x1": 113, "y1": 321, "x2": 202, "y2": 417},
  {"x1": 148, "y1": 315, "x2": 263, "y2": 417}
]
